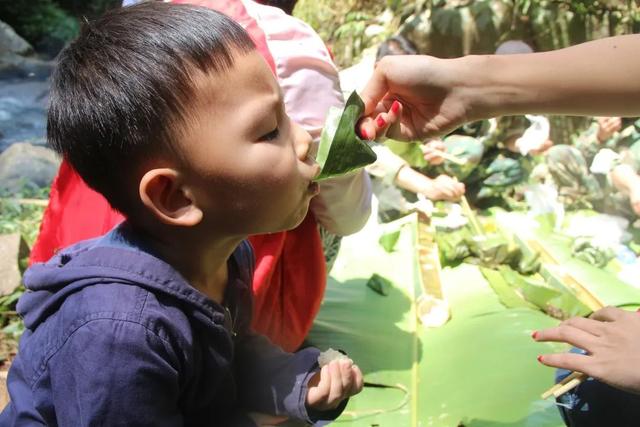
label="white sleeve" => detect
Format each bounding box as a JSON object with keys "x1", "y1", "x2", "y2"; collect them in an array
[{"x1": 244, "y1": 1, "x2": 372, "y2": 235}]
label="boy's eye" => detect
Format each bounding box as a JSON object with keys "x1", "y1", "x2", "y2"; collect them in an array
[{"x1": 259, "y1": 127, "x2": 280, "y2": 142}]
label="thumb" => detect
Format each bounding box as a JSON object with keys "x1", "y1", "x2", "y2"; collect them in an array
[{"x1": 360, "y1": 64, "x2": 390, "y2": 116}]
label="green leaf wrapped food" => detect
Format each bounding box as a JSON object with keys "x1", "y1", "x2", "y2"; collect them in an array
[{"x1": 315, "y1": 91, "x2": 377, "y2": 180}]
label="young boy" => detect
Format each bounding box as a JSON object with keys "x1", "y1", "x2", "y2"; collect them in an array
[{"x1": 0, "y1": 3, "x2": 363, "y2": 425}]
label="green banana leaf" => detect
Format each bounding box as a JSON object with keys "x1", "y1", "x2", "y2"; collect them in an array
[
  {"x1": 480, "y1": 266, "x2": 538, "y2": 310},
  {"x1": 315, "y1": 91, "x2": 377, "y2": 180},
  {"x1": 308, "y1": 213, "x2": 566, "y2": 426},
  {"x1": 379, "y1": 229, "x2": 401, "y2": 253}
]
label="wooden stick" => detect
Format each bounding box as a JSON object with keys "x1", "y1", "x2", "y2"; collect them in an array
[
  {"x1": 460, "y1": 195, "x2": 484, "y2": 236},
  {"x1": 432, "y1": 150, "x2": 467, "y2": 165},
  {"x1": 0, "y1": 198, "x2": 48, "y2": 207},
  {"x1": 541, "y1": 371, "x2": 584, "y2": 399},
  {"x1": 552, "y1": 373, "x2": 589, "y2": 398}
]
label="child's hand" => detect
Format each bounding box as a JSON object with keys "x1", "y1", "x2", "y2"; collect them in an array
[
  {"x1": 596, "y1": 116, "x2": 622, "y2": 142},
  {"x1": 420, "y1": 175, "x2": 465, "y2": 201},
  {"x1": 306, "y1": 359, "x2": 364, "y2": 411},
  {"x1": 421, "y1": 140, "x2": 447, "y2": 165}
]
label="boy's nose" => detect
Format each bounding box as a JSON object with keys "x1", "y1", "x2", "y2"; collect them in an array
[{"x1": 293, "y1": 123, "x2": 315, "y2": 163}]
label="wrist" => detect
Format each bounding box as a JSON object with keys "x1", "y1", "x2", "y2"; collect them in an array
[{"x1": 458, "y1": 54, "x2": 533, "y2": 121}]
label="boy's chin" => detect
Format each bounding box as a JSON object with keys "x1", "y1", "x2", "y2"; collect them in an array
[{"x1": 279, "y1": 201, "x2": 312, "y2": 232}]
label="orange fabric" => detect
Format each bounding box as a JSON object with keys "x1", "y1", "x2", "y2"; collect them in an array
[{"x1": 30, "y1": 0, "x2": 326, "y2": 352}]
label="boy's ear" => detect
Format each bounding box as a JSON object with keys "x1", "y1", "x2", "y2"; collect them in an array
[{"x1": 139, "y1": 168, "x2": 203, "y2": 227}]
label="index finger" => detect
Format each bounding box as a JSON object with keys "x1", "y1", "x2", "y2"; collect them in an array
[
  {"x1": 360, "y1": 63, "x2": 390, "y2": 116},
  {"x1": 590, "y1": 306, "x2": 627, "y2": 322}
]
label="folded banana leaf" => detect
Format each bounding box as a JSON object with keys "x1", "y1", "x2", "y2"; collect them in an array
[
  {"x1": 500, "y1": 211, "x2": 640, "y2": 308},
  {"x1": 434, "y1": 227, "x2": 472, "y2": 266},
  {"x1": 436, "y1": 223, "x2": 540, "y2": 274},
  {"x1": 481, "y1": 266, "x2": 592, "y2": 319},
  {"x1": 315, "y1": 91, "x2": 377, "y2": 180},
  {"x1": 571, "y1": 237, "x2": 615, "y2": 268}
]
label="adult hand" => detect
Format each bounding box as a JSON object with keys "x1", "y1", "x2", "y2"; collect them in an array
[
  {"x1": 421, "y1": 140, "x2": 446, "y2": 165},
  {"x1": 306, "y1": 358, "x2": 363, "y2": 411},
  {"x1": 358, "y1": 55, "x2": 474, "y2": 141},
  {"x1": 533, "y1": 306, "x2": 640, "y2": 394},
  {"x1": 596, "y1": 116, "x2": 622, "y2": 142},
  {"x1": 420, "y1": 175, "x2": 465, "y2": 201}
]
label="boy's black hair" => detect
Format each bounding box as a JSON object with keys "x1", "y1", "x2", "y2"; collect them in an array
[
  {"x1": 48, "y1": 2, "x2": 256, "y2": 215},
  {"x1": 376, "y1": 35, "x2": 418, "y2": 62}
]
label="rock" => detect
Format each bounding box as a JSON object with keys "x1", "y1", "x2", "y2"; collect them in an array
[
  {"x1": 0, "y1": 142, "x2": 60, "y2": 195},
  {"x1": 0, "y1": 370, "x2": 8, "y2": 411},
  {"x1": 0, "y1": 233, "x2": 28, "y2": 296},
  {"x1": 0, "y1": 20, "x2": 33, "y2": 56},
  {"x1": 0, "y1": 53, "x2": 54, "y2": 80},
  {"x1": 0, "y1": 80, "x2": 49, "y2": 151}
]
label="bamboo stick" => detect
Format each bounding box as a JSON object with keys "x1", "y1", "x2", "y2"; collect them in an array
[
  {"x1": 460, "y1": 195, "x2": 484, "y2": 237},
  {"x1": 552, "y1": 373, "x2": 589, "y2": 398},
  {"x1": 0, "y1": 198, "x2": 48, "y2": 207},
  {"x1": 541, "y1": 371, "x2": 585, "y2": 399},
  {"x1": 432, "y1": 150, "x2": 467, "y2": 165}
]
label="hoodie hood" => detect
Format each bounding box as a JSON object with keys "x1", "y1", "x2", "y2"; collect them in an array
[{"x1": 19, "y1": 222, "x2": 223, "y2": 330}]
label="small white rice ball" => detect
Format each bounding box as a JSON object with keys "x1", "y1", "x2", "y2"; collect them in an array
[{"x1": 317, "y1": 348, "x2": 348, "y2": 367}]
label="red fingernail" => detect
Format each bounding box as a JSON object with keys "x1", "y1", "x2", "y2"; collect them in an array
[
  {"x1": 537, "y1": 355, "x2": 543, "y2": 363},
  {"x1": 391, "y1": 100, "x2": 400, "y2": 114},
  {"x1": 376, "y1": 116, "x2": 386, "y2": 128},
  {"x1": 360, "y1": 128, "x2": 368, "y2": 140},
  {"x1": 532, "y1": 331, "x2": 538, "y2": 339}
]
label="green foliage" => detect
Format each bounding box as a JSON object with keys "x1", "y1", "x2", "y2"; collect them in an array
[
  {"x1": 0, "y1": 285, "x2": 25, "y2": 363},
  {"x1": 294, "y1": 0, "x2": 387, "y2": 67},
  {"x1": 0, "y1": 186, "x2": 48, "y2": 362},
  {"x1": 57, "y1": 0, "x2": 121, "y2": 19},
  {"x1": 0, "y1": 186, "x2": 48, "y2": 247},
  {"x1": 0, "y1": 0, "x2": 79, "y2": 51}
]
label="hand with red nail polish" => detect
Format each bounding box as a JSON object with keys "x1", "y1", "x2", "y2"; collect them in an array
[
  {"x1": 358, "y1": 100, "x2": 403, "y2": 141},
  {"x1": 359, "y1": 36, "x2": 640, "y2": 141},
  {"x1": 533, "y1": 306, "x2": 640, "y2": 394}
]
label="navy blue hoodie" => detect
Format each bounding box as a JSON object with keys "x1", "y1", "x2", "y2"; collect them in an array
[{"x1": 0, "y1": 223, "x2": 342, "y2": 426}]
